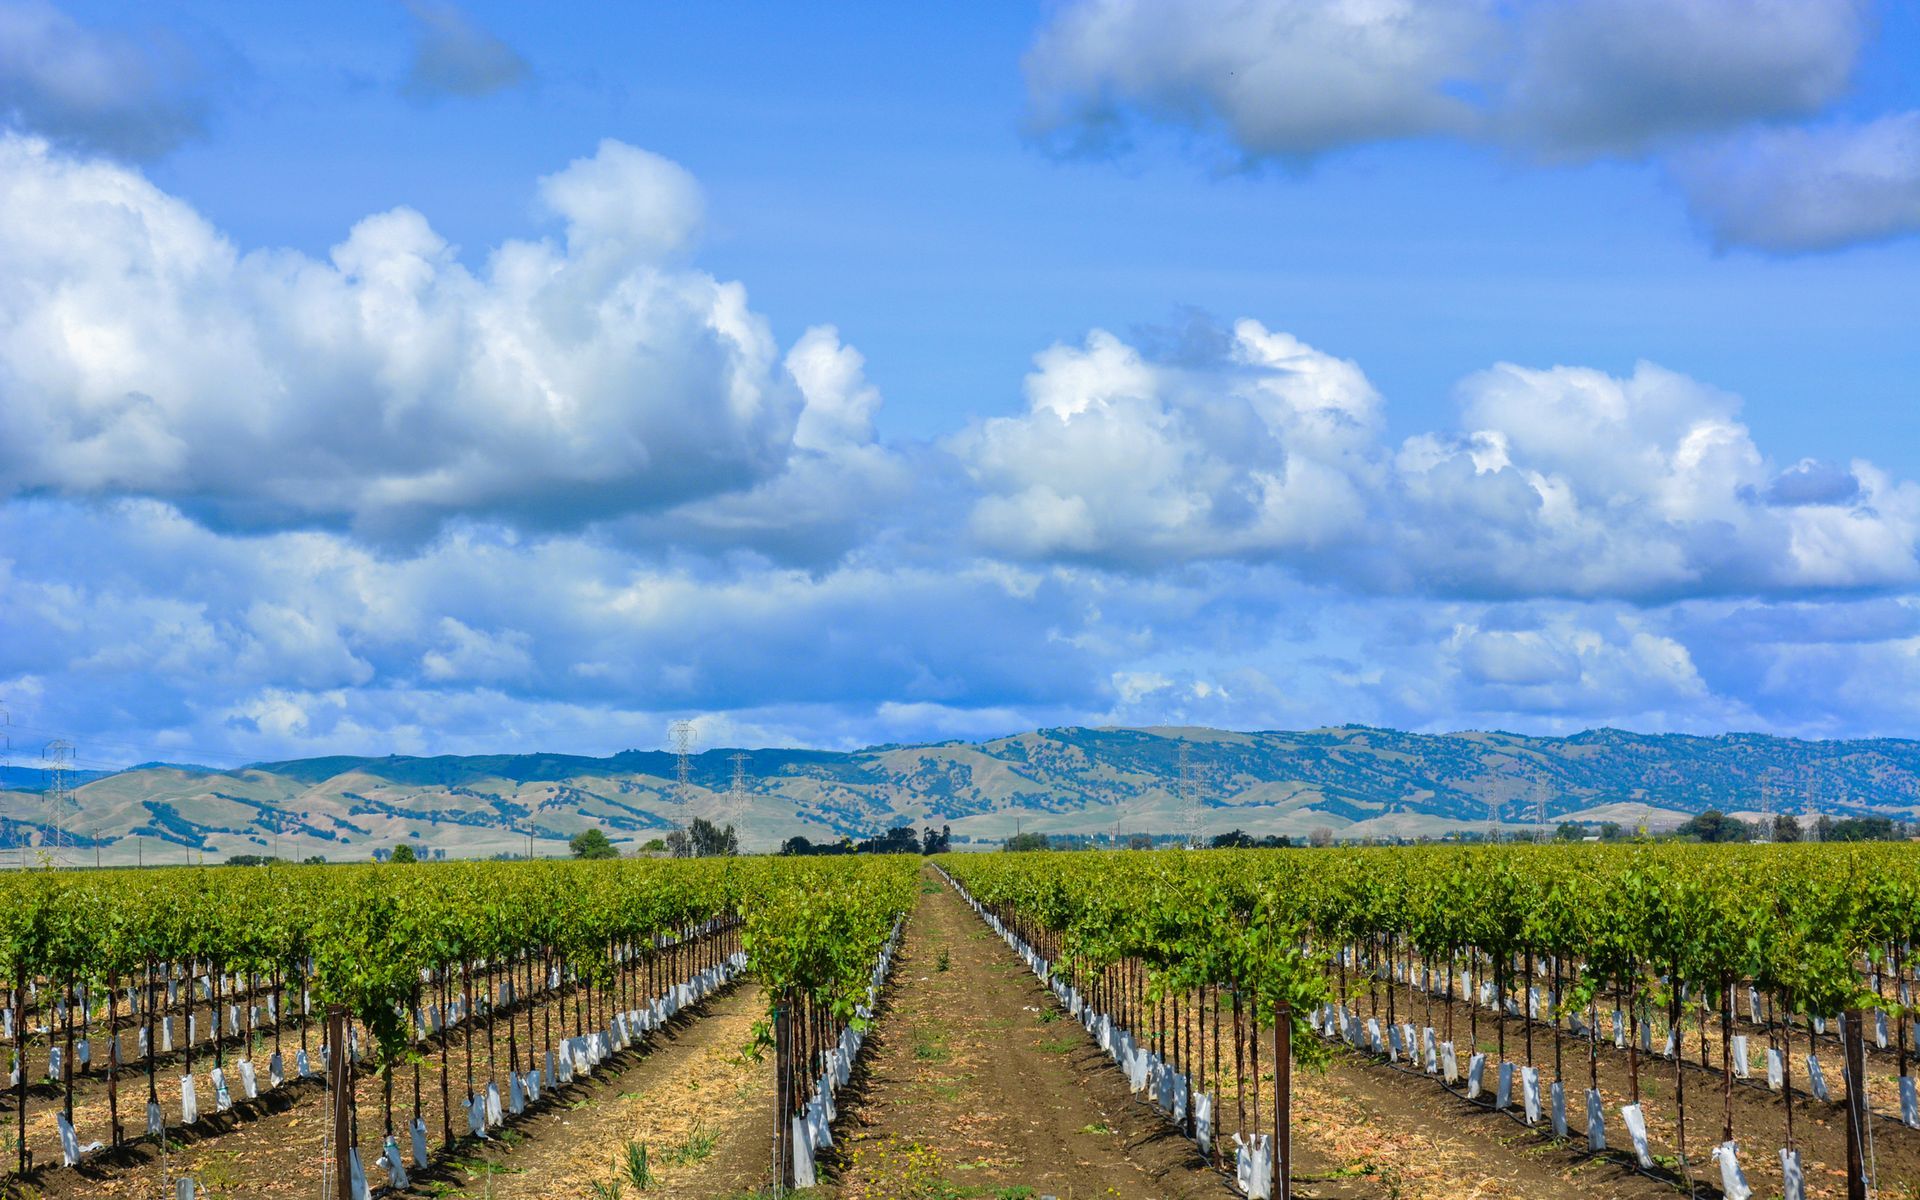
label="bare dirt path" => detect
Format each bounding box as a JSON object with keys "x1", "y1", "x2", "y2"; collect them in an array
[
  {"x1": 1289, "y1": 1052, "x2": 1677, "y2": 1200},
  {"x1": 823, "y1": 875, "x2": 1238, "y2": 1199},
  {"x1": 1327, "y1": 967, "x2": 1920, "y2": 1199},
  {"x1": 21, "y1": 980, "x2": 767, "y2": 1200},
  {"x1": 870, "y1": 872, "x2": 1695, "y2": 1200},
  {"x1": 458, "y1": 981, "x2": 775, "y2": 1200}
]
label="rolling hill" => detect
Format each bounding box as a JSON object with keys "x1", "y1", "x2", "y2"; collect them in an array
[{"x1": 2, "y1": 725, "x2": 1915, "y2": 865}]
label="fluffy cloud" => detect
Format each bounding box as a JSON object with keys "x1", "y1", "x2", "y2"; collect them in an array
[
  {"x1": 1672, "y1": 112, "x2": 1920, "y2": 252},
  {"x1": 1023, "y1": 0, "x2": 1901, "y2": 251},
  {"x1": 0, "y1": 135, "x2": 891, "y2": 545},
  {"x1": 8, "y1": 138, "x2": 1920, "y2": 758},
  {"x1": 0, "y1": 498, "x2": 1125, "y2": 761},
  {"x1": 401, "y1": 0, "x2": 529, "y2": 101},
  {"x1": 1499, "y1": 0, "x2": 1864, "y2": 159},
  {"x1": 1415, "y1": 363, "x2": 1920, "y2": 596},
  {"x1": 956, "y1": 324, "x2": 1920, "y2": 598},
  {"x1": 0, "y1": 1, "x2": 216, "y2": 158},
  {"x1": 1024, "y1": 0, "x2": 1490, "y2": 160},
  {"x1": 1445, "y1": 614, "x2": 1707, "y2": 715},
  {"x1": 6, "y1": 494, "x2": 1919, "y2": 761},
  {"x1": 1026, "y1": 0, "x2": 1865, "y2": 163},
  {"x1": 954, "y1": 320, "x2": 1380, "y2": 567}
]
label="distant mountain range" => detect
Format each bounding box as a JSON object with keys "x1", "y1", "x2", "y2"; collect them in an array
[{"x1": 2, "y1": 725, "x2": 1915, "y2": 865}]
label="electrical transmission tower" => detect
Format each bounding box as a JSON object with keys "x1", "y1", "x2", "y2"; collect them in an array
[
  {"x1": 729, "y1": 751, "x2": 749, "y2": 806},
  {"x1": 1486, "y1": 794, "x2": 1502, "y2": 842},
  {"x1": 1, "y1": 702, "x2": 15, "y2": 868},
  {"x1": 42, "y1": 739, "x2": 75, "y2": 867},
  {"x1": 1177, "y1": 743, "x2": 1202, "y2": 849},
  {"x1": 669, "y1": 720, "x2": 696, "y2": 852}
]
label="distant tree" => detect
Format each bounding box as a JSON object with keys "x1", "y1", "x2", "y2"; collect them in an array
[
  {"x1": 389, "y1": 843, "x2": 418, "y2": 864},
  {"x1": 1825, "y1": 815, "x2": 1897, "y2": 842},
  {"x1": 1211, "y1": 829, "x2": 1255, "y2": 849},
  {"x1": 857, "y1": 825, "x2": 923, "y2": 855},
  {"x1": 782, "y1": 835, "x2": 856, "y2": 856},
  {"x1": 1814, "y1": 815, "x2": 1834, "y2": 843},
  {"x1": 1554, "y1": 822, "x2": 1586, "y2": 842},
  {"x1": 664, "y1": 829, "x2": 690, "y2": 857},
  {"x1": 1675, "y1": 809, "x2": 1748, "y2": 843},
  {"x1": 570, "y1": 828, "x2": 619, "y2": 860},
  {"x1": 1598, "y1": 822, "x2": 1626, "y2": 842},
  {"x1": 1307, "y1": 827, "x2": 1335, "y2": 848},
  {"x1": 688, "y1": 817, "x2": 739, "y2": 857},
  {"x1": 225, "y1": 854, "x2": 282, "y2": 867},
  {"x1": 639, "y1": 837, "x2": 667, "y2": 853},
  {"x1": 1124, "y1": 833, "x2": 1154, "y2": 851},
  {"x1": 1771, "y1": 813, "x2": 1801, "y2": 843},
  {"x1": 921, "y1": 824, "x2": 953, "y2": 854},
  {"x1": 302, "y1": 854, "x2": 328, "y2": 865},
  {"x1": 1257, "y1": 834, "x2": 1294, "y2": 849},
  {"x1": 1004, "y1": 831, "x2": 1051, "y2": 852}
]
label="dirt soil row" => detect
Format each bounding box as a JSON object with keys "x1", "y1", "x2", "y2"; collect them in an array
[
  {"x1": 1314, "y1": 966, "x2": 1920, "y2": 1199},
  {"x1": 894, "y1": 871, "x2": 1709, "y2": 1200},
  {"x1": 9, "y1": 953, "x2": 741, "y2": 1200}
]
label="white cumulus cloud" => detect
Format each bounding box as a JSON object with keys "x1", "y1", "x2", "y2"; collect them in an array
[
  {"x1": 955, "y1": 320, "x2": 1920, "y2": 598},
  {"x1": 0, "y1": 135, "x2": 895, "y2": 546},
  {"x1": 954, "y1": 320, "x2": 1381, "y2": 567}
]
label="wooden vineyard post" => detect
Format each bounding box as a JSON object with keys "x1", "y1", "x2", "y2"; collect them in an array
[
  {"x1": 1274, "y1": 1003, "x2": 1291, "y2": 1200},
  {"x1": 772, "y1": 994, "x2": 790, "y2": 1188},
  {"x1": 1844, "y1": 1008, "x2": 1867, "y2": 1200},
  {"x1": 327, "y1": 1005, "x2": 353, "y2": 1200},
  {"x1": 13, "y1": 981, "x2": 26, "y2": 1179}
]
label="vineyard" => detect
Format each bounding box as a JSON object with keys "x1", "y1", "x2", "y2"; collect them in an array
[
  {"x1": 5, "y1": 843, "x2": 1919, "y2": 1199},
  {"x1": 1, "y1": 856, "x2": 916, "y2": 1198},
  {"x1": 937, "y1": 843, "x2": 1920, "y2": 1200}
]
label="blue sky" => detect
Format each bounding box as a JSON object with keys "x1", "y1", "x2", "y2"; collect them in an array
[{"x1": 3, "y1": 0, "x2": 1920, "y2": 769}]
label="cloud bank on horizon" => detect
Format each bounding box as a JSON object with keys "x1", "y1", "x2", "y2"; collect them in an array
[
  {"x1": 1, "y1": 1, "x2": 1917, "y2": 767},
  {"x1": 3, "y1": 133, "x2": 1918, "y2": 766},
  {"x1": 1024, "y1": 0, "x2": 1920, "y2": 253}
]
